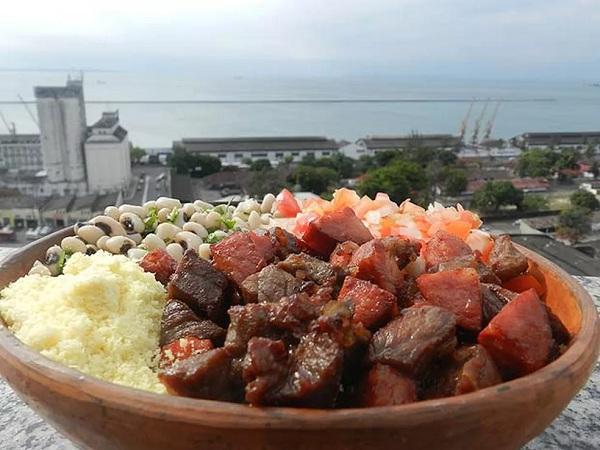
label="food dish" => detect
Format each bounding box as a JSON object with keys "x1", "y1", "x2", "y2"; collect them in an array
[{"x1": 0, "y1": 189, "x2": 598, "y2": 449}]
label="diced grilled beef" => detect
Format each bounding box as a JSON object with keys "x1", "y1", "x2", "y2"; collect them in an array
[
  {"x1": 139, "y1": 248, "x2": 178, "y2": 285},
  {"x1": 276, "y1": 330, "x2": 344, "y2": 408},
  {"x1": 239, "y1": 272, "x2": 259, "y2": 303},
  {"x1": 167, "y1": 250, "x2": 229, "y2": 324},
  {"x1": 423, "y1": 230, "x2": 473, "y2": 269},
  {"x1": 359, "y1": 363, "x2": 418, "y2": 407},
  {"x1": 241, "y1": 265, "x2": 302, "y2": 304},
  {"x1": 301, "y1": 208, "x2": 373, "y2": 257},
  {"x1": 369, "y1": 306, "x2": 457, "y2": 376},
  {"x1": 488, "y1": 235, "x2": 528, "y2": 282},
  {"x1": 267, "y1": 293, "x2": 321, "y2": 341},
  {"x1": 242, "y1": 337, "x2": 290, "y2": 406},
  {"x1": 338, "y1": 276, "x2": 397, "y2": 330},
  {"x1": 225, "y1": 303, "x2": 271, "y2": 357},
  {"x1": 211, "y1": 232, "x2": 274, "y2": 286},
  {"x1": 436, "y1": 254, "x2": 501, "y2": 284},
  {"x1": 478, "y1": 288, "x2": 552, "y2": 378},
  {"x1": 160, "y1": 300, "x2": 226, "y2": 346},
  {"x1": 480, "y1": 283, "x2": 516, "y2": 326},
  {"x1": 159, "y1": 348, "x2": 235, "y2": 400},
  {"x1": 329, "y1": 241, "x2": 359, "y2": 272},
  {"x1": 277, "y1": 253, "x2": 336, "y2": 286},
  {"x1": 263, "y1": 226, "x2": 303, "y2": 260},
  {"x1": 416, "y1": 268, "x2": 482, "y2": 331}
]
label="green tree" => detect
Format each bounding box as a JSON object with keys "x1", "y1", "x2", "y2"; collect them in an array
[
  {"x1": 129, "y1": 145, "x2": 146, "y2": 164},
  {"x1": 471, "y1": 181, "x2": 524, "y2": 212},
  {"x1": 358, "y1": 159, "x2": 428, "y2": 204},
  {"x1": 194, "y1": 155, "x2": 222, "y2": 177},
  {"x1": 521, "y1": 195, "x2": 549, "y2": 212},
  {"x1": 249, "y1": 159, "x2": 272, "y2": 171},
  {"x1": 556, "y1": 206, "x2": 591, "y2": 243},
  {"x1": 374, "y1": 149, "x2": 402, "y2": 167},
  {"x1": 294, "y1": 166, "x2": 340, "y2": 194},
  {"x1": 570, "y1": 190, "x2": 600, "y2": 211},
  {"x1": 169, "y1": 145, "x2": 221, "y2": 176},
  {"x1": 516, "y1": 148, "x2": 560, "y2": 177},
  {"x1": 442, "y1": 168, "x2": 468, "y2": 196},
  {"x1": 249, "y1": 169, "x2": 287, "y2": 198}
]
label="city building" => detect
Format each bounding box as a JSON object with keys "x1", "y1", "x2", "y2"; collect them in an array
[
  {"x1": 174, "y1": 136, "x2": 339, "y2": 166},
  {"x1": 0, "y1": 194, "x2": 44, "y2": 229},
  {"x1": 84, "y1": 111, "x2": 131, "y2": 193},
  {"x1": 0, "y1": 134, "x2": 42, "y2": 171},
  {"x1": 356, "y1": 134, "x2": 461, "y2": 155},
  {"x1": 514, "y1": 132, "x2": 600, "y2": 150}
]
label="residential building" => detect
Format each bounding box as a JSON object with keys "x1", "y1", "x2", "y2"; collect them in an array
[
  {"x1": 356, "y1": 134, "x2": 461, "y2": 155},
  {"x1": 580, "y1": 180, "x2": 600, "y2": 196},
  {"x1": 514, "y1": 132, "x2": 600, "y2": 150},
  {"x1": 84, "y1": 111, "x2": 131, "y2": 193},
  {"x1": 174, "y1": 136, "x2": 339, "y2": 166},
  {"x1": 40, "y1": 196, "x2": 74, "y2": 228},
  {"x1": 0, "y1": 134, "x2": 42, "y2": 171},
  {"x1": 0, "y1": 195, "x2": 44, "y2": 229}
]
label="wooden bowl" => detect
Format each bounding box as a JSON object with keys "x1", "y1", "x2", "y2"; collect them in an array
[{"x1": 0, "y1": 229, "x2": 598, "y2": 450}]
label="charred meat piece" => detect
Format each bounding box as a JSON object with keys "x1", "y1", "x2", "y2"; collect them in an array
[
  {"x1": 239, "y1": 272, "x2": 259, "y2": 303},
  {"x1": 359, "y1": 363, "x2": 418, "y2": 407},
  {"x1": 267, "y1": 293, "x2": 321, "y2": 341},
  {"x1": 159, "y1": 348, "x2": 234, "y2": 400},
  {"x1": 263, "y1": 226, "x2": 303, "y2": 260},
  {"x1": 369, "y1": 306, "x2": 457, "y2": 376},
  {"x1": 480, "y1": 283, "x2": 516, "y2": 326},
  {"x1": 423, "y1": 230, "x2": 473, "y2": 269},
  {"x1": 242, "y1": 337, "x2": 290, "y2": 406},
  {"x1": 277, "y1": 253, "x2": 336, "y2": 286},
  {"x1": 417, "y1": 268, "x2": 482, "y2": 331},
  {"x1": 488, "y1": 235, "x2": 528, "y2": 282},
  {"x1": 338, "y1": 276, "x2": 397, "y2": 330},
  {"x1": 244, "y1": 265, "x2": 302, "y2": 304},
  {"x1": 478, "y1": 288, "x2": 553, "y2": 378},
  {"x1": 167, "y1": 250, "x2": 229, "y2": 324},
  {"x1": 436, "y1": 254, "x2": 501, "y2": 285},
  {"x1": 160, "y1": 337, "x2": 213, "y2": 368},
  {"x1": 314, "y1": 301, "x2": 371, "y2": 350},
  {"x1": 212, "y1": 232, "x2": 274, "y2": 286},
  {"x1": 160, "y1": 300, "x2": 226, "y2": 346},
  {"x1": 349, "y1": 237, "x2": 418, "y2": 296},
  {"x1": 276, "y1": 330, "x2": 344, "y2": 408},
  {"x1": 301, "y1": 208, "x2": 373, "y2": 257},
  {"x1": 224, "y1": 303, "x2": 271, "y2": 357},
  {"x1": 329, "y1": 241, "x2": 359, "y2": 272},
  {"x1": 139, "y1": 248, "x2": 178, "y2": 285}
]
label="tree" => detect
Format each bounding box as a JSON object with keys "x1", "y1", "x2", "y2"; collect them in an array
[
  {"x1": 516, "y1": 148, "x2": 560, "y2": 177},
  {"x1": 521, "y1": 195, "x2": 549, "y2": 212},
  {"x1": 570, "y1": 190, "x2": 600, "y2": 211},
  {"x1": 129, "y1": 145, "x2": 146, "y2": 164},
  {"x1": 194, "y1": 155, "x2": 222, "y2": 177},
  {"x1": 294, "y1": 166, "x2": 340, "y2": 194},
  {"x1": 471, "y1": 181, "x2": 524, "y2": 213},
  {"x1": 250, "y1": 159, "x2": 272, "y2": 171},
  {"x1": 442, "y1": 168, "x2": 468, "y2": 196},
  {"x1": 358, "y1": 159, "x2": 428, "y2": 204},
  {"x1": 556, "y1": 206, "x2": 591, "y2": 243},
  {"x1": 169, "y1": 145, "x2": 221, "y2": 176},
  {"x1": 249, "y1": 169, "x2": 288, "y2": 198},
  {"x1": 374, "y1": 149, "x2": 402, "y2": 167}
]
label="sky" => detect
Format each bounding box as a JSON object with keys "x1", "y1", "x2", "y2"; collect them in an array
[{"x1": 1, "y1": 0, "x2": 599, "y2": 79}]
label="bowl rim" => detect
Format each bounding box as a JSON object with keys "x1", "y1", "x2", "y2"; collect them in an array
[{"x1": 0, "y1": 229, "x2": 598, "y2": 430}]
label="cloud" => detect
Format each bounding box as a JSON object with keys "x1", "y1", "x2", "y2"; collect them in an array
[{"x1": 0, "y1": 0, "x2": 599, "y2": 78}]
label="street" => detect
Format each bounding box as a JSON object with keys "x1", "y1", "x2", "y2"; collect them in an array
[{"x1": 128, "y1": 165, "x2": 171, "y2": 204}]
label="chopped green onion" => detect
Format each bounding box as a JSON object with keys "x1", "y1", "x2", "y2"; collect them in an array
[
  {"x1": 167, "y1": 207, "x2": 180, "y2": 223},
  {"x1": 144, "y1": 206, "x2": 159, "y2": 232}
]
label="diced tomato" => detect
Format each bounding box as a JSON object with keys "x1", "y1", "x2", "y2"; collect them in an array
[
  {"x1": 503, "y1": 274, "x2": 546, "y2": 296},
  {"x1": 338, "y1": 276, "x2": 397, "y2": 330},
  {"x1": 443, "y1": 220, "x2": 472, "y2": 241},
  {"x1": 331, "y1": 188, "x2": 361, "y2": 211},
  {"x1": 160, "y1": 337, "x2": 213, "y2": 366},
  {"x1": 275, "y1": 189, "x2": 301, "y2": 218},
  {"x1": 139, "y1": 248, "x2": 178, "y2": 285},
  {"x1": 478, "y1": 289, "x2": 552, "y2": 377},
  {"x1": 416, "y1": 268, "x2": 482, "y2": 331}
]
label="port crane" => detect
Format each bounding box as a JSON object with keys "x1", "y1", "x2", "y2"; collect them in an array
[
  {"x1": 483, "y1": 102, "x2": 501, "y2": 140},
  {"x1": 0, "y1": 111, "x2": 16, "y2": 135},
  {"x1": 17, "y1": 94, "x2": 40, "y2": 130},
  {"x1": 470, "y1": 100, "x2": 489, "y2": 145},
  {"x1": 458, "y1": 102, "x2": 474, "y2": 143}
]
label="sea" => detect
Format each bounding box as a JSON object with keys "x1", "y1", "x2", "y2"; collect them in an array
[{"x1": 0, "y1": 71, "x2": 598, "y2": 148}]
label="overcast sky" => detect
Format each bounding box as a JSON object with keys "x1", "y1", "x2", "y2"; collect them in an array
[{"x1": 1, "y1": 0, "x2": 599, "y2": 79}]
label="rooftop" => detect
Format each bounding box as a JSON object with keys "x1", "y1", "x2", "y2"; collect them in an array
[
  {"x1": 0, "y1": 134, "x2": 40, "y2": 145},
  {"x1": 34, "y1": 80, "x2": 84, "y2": 99},
  {"x1": 91, "y1": 111, "x2": 119, "y2": 129},
  {"x1": 0, "y1": 195, "x2": 45, "y2": 209},
  {"x1": 41, "y1": 196, "x2": 75, "y2": 212},
  {"x1": 359, "y1": 134, "x2": 461, "y2": 149},
  {"x1": 86, "y1": 125, "x2": 128, "y2": 144},
  {"x1": 177, "y1": 136, "x2": 339, "y2": 153}
]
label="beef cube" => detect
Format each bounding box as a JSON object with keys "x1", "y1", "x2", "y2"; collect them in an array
[
  {"x1": 212, "y1": 232, "x2": 273, "y2": 286},
  {"x1": 369, "y1": 305, "x2": 457, "y2": 375},
  {"x1": 436, "y1": 254, "x2": 501, "y2": 285},
  {"x1": 478, "y1": 288, "x2": 552, "y2": 377},
  {"x1": 481, "y1": 283, "x2": 516, "y2": 326},
  {"x1": 329, "y1": 241, "x2": 359, "y2": 272},
  {"x1": 263, "y1": 226, "x2": 303, "y2": 260},
  {"x1": 267, "y1": 293, "x2": 321, "y2": 341},
  {"x1": 315, "y1": 301, "x2": 371, "y2": 350},
  {"x1": 224, "y1": 303, "x2": 270, "y2": 357},
  {"x1": 160, "y1": 300, "x2": 226, "y2": 346},
  {"x1": 276, "y1": 330, "x2": 344, "y2": 407},
  {"x1": 159, "y1": 348, "x2": 234, "y2": 400},
  {"x1": 301, "y1": 208, "x2": 373, "y2": 257},
  {"x1": 242, "y1": 337, "x2": 290, "y2": 406},
  {"x1": 349, "y1": 237, "x2": 415, "y2": 296},
  {"x1": 423, "y1": 230, "x2": 472, "y2": 269},
  {"x1": 167, "y1": 250, "x2": 229, "y2": 323},
  {"x1": 488, "y1": 235, "x2": 528, "y2": 282},
  {"x1": 258, "y1": 265, "x2": 302, "y2": 303},
  {"x1": 239, "y1": 272, "x2": 259, "y2": 303},
  {"x1": 359, "y1": 363, "x2": 417, "y2": 407},
  {"x1": 160, "y1": 337, "x2": 213, "y2": 368},
  {"x1": 277, "y1": 253, "x2": 336, "y2": 285},
  {"x1": 417, "y1": 268, "x2": 482, "y2": 331},
  {"x1": 338, "y1": 276, "x2": 397, "y2": 330},
  {"x1": 139, "y1": 248, "x2": 178, "y2": 285}
]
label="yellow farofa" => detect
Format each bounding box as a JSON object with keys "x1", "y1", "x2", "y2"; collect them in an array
[{"x1": 0, "y1": 251, "x2": 167, "y2": 394}]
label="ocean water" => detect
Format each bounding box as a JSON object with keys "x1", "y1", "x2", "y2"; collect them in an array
[{"x1": 0, "y1": 71, "x2": 598, "y2": 148}]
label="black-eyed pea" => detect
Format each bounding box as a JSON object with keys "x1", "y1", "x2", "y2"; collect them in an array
[
  {"x1": 175, "y1": 231, "x2": 202, "y2": 252},
  {"x1": 127, "y1": 233, "x2": 143, "y2": 245},
  {"x1": 28, "y1": 260, "x2": 52, "y2": 276},
  {"x1": 260, "y1": 193, "x2": 276, "y2": 213},
  {"x1": 90, "y1": 215, "x2": 126, "y2": 236},
  {"x1": 247, "y1": 210, "x2": 261, "y2": 230},
  {"x1": 166, "y1": 242, "x2": 184, "y2": 262},
  {"x1": 193, "y1": 200, "x2": 213, "y2": 211},
  {"x1": 142, "y1": 233, "x2": 166, "y2": 251},
  {"x1": 127, "y1": 248, "x2": 148, "y2": 261},
  {"x1": 198, "y1": 243, "x2": 212, "y2": 260},
  {"x1": 61, "y1": 236, "x2": 87, "y2": 254},
  {"x1": 156, "y1": 223, "x2": 181, "y2": 242},
  {"x1": 156, "y1": 196, "x2": 182, "y2": 210},
  {"x1": 105, "y1": 236, "x2": 136, "y2": 255},
  {"x1": 77, "y1": 225, "x2": 105, "y2": 244},
  {"x1": 181, "y1": 203, "x2": 196, "y2": 221},
  {"x1": 104, "y1": 206, "x2": 120, "y2": 220},
  {"x1": 118, "y1": 204, "x2": 147, "y2": 218},
  {"x1": 183, "y1": 222, "x2": 208, "y2": 239},
  {"x1": 205, "y1": 211, "x2": 221, "y2": 229},
  {"x1": 96, "y1": 235, "x2": 110, "y2": 251},
  {"x1": 157, "y1": 208, "x2": 171, "y2": 223},
  {"x1": 119, "y1": 212, "x2": 145, "y2": 233}
]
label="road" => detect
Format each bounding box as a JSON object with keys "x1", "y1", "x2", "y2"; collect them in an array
[{"x1": 128, "y1": 165, "x2": 170, "y2": 204}]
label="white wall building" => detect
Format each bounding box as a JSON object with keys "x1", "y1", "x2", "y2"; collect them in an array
[
  {"x1": 84, "y1": 111, "x2": 131, "y2": 193},
  {"x1": 0, "y1": 134, "x2": 43, "y2": 171}
]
